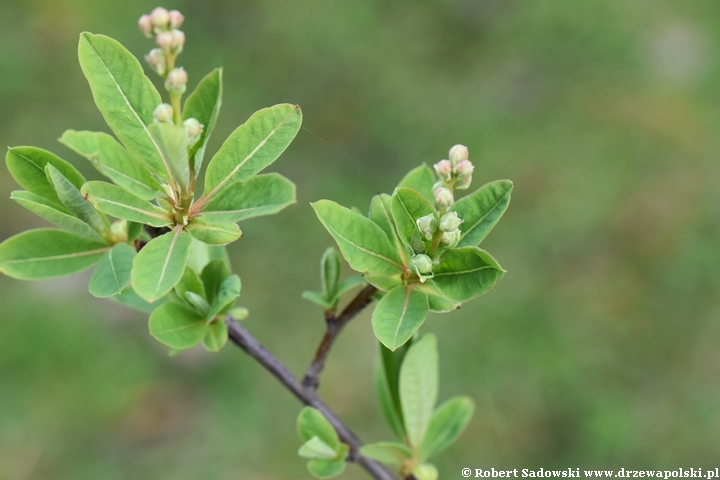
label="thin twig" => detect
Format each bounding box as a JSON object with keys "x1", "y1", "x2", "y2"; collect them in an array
[
  {"x1": 302, "y1": 284, "x2": 378, "y2": 391},
  {"x1": 226, "y1": 318, "x2": 396, "y2": 480}
]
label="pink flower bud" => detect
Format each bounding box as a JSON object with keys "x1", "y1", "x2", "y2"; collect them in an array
[
  {"x1": 455, "y1": 175, "x2": 472, "y2": 190},
  {"x1": 170, "y1": 29, "x2": 185, "y2": 52},
  {"x1": 448, "y1": 144, "x2": 469, "y2": 166},
  {"x1": 165, "y1": 68, "x2": 188, "y2": 94},
  {"x1": 169, "y1": 10, "x2": 185, "y2": 29},
  {"x1": 138, "y1": 15, "x2": 153, "y2": 38},
  {"x1": 156, "y1": 31, "x2": 174, "y2": 51},
  {"x1": 454, "y1": 159, "x2": 474, "y2": 179},
  {"x1": 434, "y1": 159, "x2": 452, "y2": 180},
  {"x1": 153, "y1": 103, "x2": 174, "y2": 123},
  {"x1": 151, "y1": 7, "x2": 170, "y2": 29},
  {"x1": 144, "y1": 48, "x2": 166, "y2": 75},
  {"x1": 433, "y1": 187, "x2": 454, "y2": 208}
]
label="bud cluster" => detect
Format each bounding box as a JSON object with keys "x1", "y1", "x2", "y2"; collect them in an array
[
  {"x1": 139, "y1": 8, "x2": 186, "y2": 78},
  {"x1": 432, "y1": 144, "x2": 475, "y2": 209},
  {"x1": 410, "y1": 253, "x2": 434, "y2": 282}
]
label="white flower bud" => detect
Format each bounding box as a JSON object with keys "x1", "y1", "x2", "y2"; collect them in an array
[
  {"x1": 138, "y1": 14, "x2": 153, "y2": 38},
  {"x1": 184, "y1": 117, "x2": 204, "y2": 146},
  {"x1": 448, "y1": 144, "x2": 469, "y2": 166},
  {"x1": 229, "y1": 307, "x2": 249, "y2": 321},
  {"x1": 411, "y1": 254, "x2": 433, "y2": 275},
  {"x1": 153, "y1": 103, "x2": 174, "y2": 123},
  {"x1": 433, "y1": 186, "x2": 454, "y2": 208},
  {"x1": 151, "y1": 7, "x2": 170, "y2": 30},
  {"x1": 454, "y1": 159, "x2": 474, "y2": 179},
  {"x1": 170, "y1": 29, "x2": 185, "y2": 53},
  {"x1": 145, "y1": 48, "x2": 166, "y2": 75},
  {"x1": 439, "y1": 211, "x2": 463, "y2": 232},
  {"x1": 165, "y1": 67, "x2": 188, "y2": 94},
  {"x1": 416, "y1": 213, "x2": 438, "y2": 241},
  {"x1": 455, "y1": 175, "x2": 472, "y2": 190},
  {"x1": 169, "y1": 10, "x2": 185, "y2": 29},
  {"x1": 441, "y1": 229, "x2": 461, "y2": 248},
  {"x1": 434, "y1": 159, "x2": 452, "y2": 181},
  {"x1": 156, "y1": 31, "x2": 174, "y2": 52}
]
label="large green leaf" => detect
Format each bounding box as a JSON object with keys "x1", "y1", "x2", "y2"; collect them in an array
[
  {"x1": 81, "y1": 181, "x2": 172, "y2": 227},
  {"x1": 131, "y1": 227, "x2": 192, "y2": 302},
  {"x1": 45, "y1": 165, "x2": 108, "y2": 235},
  {"x1": 391, "y1": 188, "x2": 437, "y2": 248},
  {"x1": 110, "y1": 286, "x2": 165, "y2": 313},
  {"x1": 185, "y1": 218, "x2": 242, "y2": 246},
  {"x1": 10, "y1": 191, "x2": 106, "y2": 243},
  {"x1": 183, "y1": 68, "x2": 222, "y2": 174},
  {"x1": 431, "y1": 247, "x2": 504, "y2": 303},
  {"x1": 400, "y1": 334, "x2": 439, "y2": 448},
  {"x1": 312, "y1": 200, "x2": 404, "y2": 277},
  {"x1": 197, "y1": 173, "x2": 296, "y2": 223},
  {"x1": 368, "y1": 193, "x2": 407, "y2": 263},
  {"x1": 201, "y1": 104, "x2": 302, "y2": 203},
  {"x1": 397, "y1": 163, "x2": 435, "y2": 201},
  {"x1": 451, "y1": 180, "x2": 513, "y2": 247},
  {"x1": 6, "y1": 147, "x2": 85, "y2": 205},
  {"x1": 78, "y1": 33, "x2": 172, "y2": 183},
  {"x1": 59, "y1": 130, "x2": 161, "y2": 200},
  {"x1": 374, "y1": 361, "x2": 405, "y2": 439},
  {"x1": 149, "y1": 302, "x2": 207, "y2": 350},
  {"x1": 88, "y1": 242, "x2": 136, "y2": 298},
  {"x1": 149, "y1": 123, "x2": 189, "y2": 191},
  {"x1": 0, "y1": 229, "x2": 108, "y2": 279},
  {"x1": 418, "y1": 397, "x2": 474, "y2": 461},
  {"x1": 297, "y1": 407, "x2": 340, "y2": 450},
  {"x1": 414, "y1": 282, "x2": 460, "y2": 313},
  {"x1": 372, "y1": 285, "x2": 429, "y2": 351},
  {"x1": 202, "y1": 320, "x2": 228, "y2": 352}
]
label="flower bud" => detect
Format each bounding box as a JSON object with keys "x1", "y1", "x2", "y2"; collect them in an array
[
  {"x1": 439, "y1": 211, "x2": 463, "y2": 232},
  {"x1": 156, "y1": 31, "x2": 174, "y2": 52},
  {"x1": 433, "y1": 186, "x2": 454, "y2": 208},
  {"x1": 145, "y1": 48, "x2": 166, "y2": 75},
  {"x1": 170, "y1": 29, "x2": 185, "y2": 53},
  {"x1": 416, "y1": 213, "x2": 438, "y2": 241},
  {"x1": 441, "y1": 229, "x2": 461, "y2": 248},
  {"x1": 169, "y1": 10, "x2": 185, "y2": 29},
  {"x1": 448, "y1": 144, "x2": 469, "y2": 166},
  {"x1": 455, "y1": 175, "x2": 472, "y2": 190},
  {"x1": 151, "y1": 7, "x2": 170, "y2": 30},
  {"x1": 184, "y1": 118, "x2": 204, "y2": 146},
  {"x1": 455, "y1": 159, "x2": 474, "y2": 178},
  {"x1": 411, "y1": 254, "x2": 433, "y2": 275},
  {"x1": 153, "y1": 103, "x2": 174, "y2": 123},
  {"x1": 229, "y1": 307, "x2": 249, "y2": 321},
  {"x1": 434, "y1": 159, "x2": 452, "y2": 181},
  {"x1": 413, "y1": 464, "x2": 439, "y2": 480},
  {"x1": 165, "y1": 67, "x2": 188, "y2": 95},
  {"x1": 138, "y1": 14, "x2": 153, "y2": 38}
]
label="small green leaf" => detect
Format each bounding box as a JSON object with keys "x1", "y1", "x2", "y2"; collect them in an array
[
  {"x1": 297, "y1": 407, "x2": 340, "y2": 450},
  {"x1": 148, "y1": 302, "x2": 207, "y2": 350},
  {"x1": 127, "y1": 221, "x2": 142, "y2": 241},
  {"x1": 186, "y1": 239, "x2": 230, "y2": 273},
  {"x1": 183, "y1": 68, "x2": 222, "y2": 174},
  {"x1": 397, "y1": 163, "x2": 435, "y2": 201},
  {"x1": 185, "y1": 218, "x2": 241, "y2": 246},
  {"x1": 400, "y1": 334, "x2": 439, "y2": 448},
  {"x1": 197, "y1": 173, "x2": 296, "y2": 223},
  {"x1": 414, "y1": 282, "x2": 460, "y2": 312},
  {"x1": 374, "y1": 361, "x2": 405, "y2": 439},
  {"x1": 334, "y1": 275, "x2": 366, "y2": 298},
  {"x1": 184, "y1": 291, "x2": 210, "y2": 315},
  {"x1": 431, "y1": 247, "x2": 504, "y2": 303},
  {"x1": 372, "y1": 285, "x2": 429, "y2": 351},
  {"x1": 201, "y1": 258, "x2": 232, "y2": 305},
  {"x1": 302, "y1": 290, "x2": 334, "y2": 310},
  {"x1": 359, "y1": 442, "x2": 412, "y2": 467},
  {"x1": 149, "y1": 122, "x2": 189, "y2": 191},
  {"x1": 312, "y1": 200, "x2": 404, "y2": 277},
  {"x1": 369, "y1": 193, "x2": 407, "y2": 264},
  {"x1": 6, "y1": 147, "x2": 85, "y2": 205},
  {"x1": 391, "y1": 187, "x2": 437, "y2": 248},
  {"x1": 202, "y1": 319, "x2": 228, "y2": 352},
  {"x1": 0, "y1": 229, "x2": 108, "y2": 280},
  {"x1": 418, "y1": 397, "x2": 474, "y2": 461},
  {"x1": 206, "y1": 274, "x2": 241, "y2": 319},
  {"x1": 307, "y1": 458, "x2": 346, "y2": 479},
  {"x1": 10, "y1": 191, "x2": 106, "y2": 243},
  {"x1": 451, "y1": 180, "x2": 513, "y2": 247},
  {"x1": 131, "y1": 227, "x2": 192, "y2": 302},
  {"x1": 46, "y1": 164, "x2": 108, "y2": 235},
  {"x1": 110, "y1": 286, "x2": 165, "y2": 313},
  {"x1": 59, "y1": 130, "x2": 161, "y2": 200},
  {"x1": 321, "y1": 247, "x2": 341, "y2": 298},
  {"x1": 82, "y1": 181, "x2": 172, "y2": 227},
  {"x1": 175, "y1": 265, "x2": 206, "y2": 300},
  {"x1": 298, "y1": 436, "x2": 338, "y2": 460},
  {"x1": 88, "y1": 243, "x2": 136, "y2": 297},
  {"x1": 364, "y1": 273, "x2": 403, "y2": 292}
]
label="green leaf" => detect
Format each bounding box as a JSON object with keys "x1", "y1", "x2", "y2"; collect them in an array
[
  {"x1": 414, "y1": 282, "x2": 460, "y2": 312},
  {"x1": 131, "y1": 227, "x2": 192, "y2": 302},
  {"x1": 374, "y1": 361, "x2": 405, "y2": 439},
  {"x1": 206, "y1": 274, "x2": 241, "y2": 319},
  {"x1": 127, "y1": 221, "x2": 143, "y2": 241},
  {"x1": 184, "y1": 291, "x2": 210, "y2": 315},
  {"x1": 431, "y1": 247, "x2": 504, "y2": 303},
  {"x1": 6, "y1": 147, "x2": 85, "y2": 205},
  {"x1": 368, "y1": 193, "x2": 407, "y2": 263},
  {"x1": 364, "y1": 273, "x2": 403, "y2": 292},
  {"x1": 372, "y1": 285, "x2": 429, "y2": 351},
  {"x1": 298, "y1": 436, "x2": 338, "y2": 460},
  {"x1": 77, "y1": 33, "x2": 173, "y2": 183},
  {"x1": 59, "y1": 130, "x2": 161, "y2": 200},
  {"x1": 185, "y1": 218, "x2": 242, "y2": 246},
  {"x1": 202, "y1": 104, "x2": 302, "y2": 202},
  {"x1": 10, "y1": 191, "x2": 106, "y2": 243},
  {"x1": 334, "y1": 275, "x2": 366, "y2": 298},
  {"x1": 202, "y1": 319, "x2": 228, "y2": 352},
  {"x1": 451, "y1": 180, "x2": 513, "y2": 247},
  {"x1": 175, "y1": 265, "x2": 206, "y2": 301},
  {"x1": 88, "y1": 243, "x2": 136, "y2": 297},
  {"x1": 183, "y1": 68, "x2": 222, "y2": 174},
  {"x1": 149, "y1": 122, "x2": 189, "y2": 191},
  {"x1": 81, "y1": 181, "x2": 172, "y2": 227},
  {"x1": 321, "y1": 247, "x2": 341, "y2": 298},
  {"x1": 45, "y1": 165, "x2": 108, "y2": 235},
  {"x1": 297, "y1": 407, "x2": 340, "y2": 450},
  {"x1": 312, "y1": 200, "x2": 404, "y2": 277},
  {"x1": 359, "y1": 442, "x2": 412, "y2": 467},
  {"x1": 148, "y1": 302, "x2": 207, "y2": 350},
  {"x1": 413, "y1": 463, "x2": 439, "y2": 480},
  {"x1": 397, "y1": 163, "x2": 435, "y2": 201},
  {"x1": 110, "y1": 286, "x2": 165, "y2": 313},
  {"x1": 400, "y1": 333, "x2": 439, "y2": 448},
  {"x1": 186, "y1": 239, "x2": 230, "y2": 273},
  {"x1": 301, "y1": 290, "x2": 334, "y2": 310},
  {"x1": 418, "y1": 397, "x2": 474, "y2": 461},
  {"x1": 391, "y1": 187, "x2": 437, "y2": 248},
  {"x1": 197, "y1": 173, "x2": 296, "y2": 223},
  {"x1": 201, "y1": 258, "x2": 231, "y2": 305},
  {"x1": 307, "y1": 458, "x2": 346, "y2": 479},
  {"x1": 0, "y1": 229, "x2": 108, "y2": 280}
]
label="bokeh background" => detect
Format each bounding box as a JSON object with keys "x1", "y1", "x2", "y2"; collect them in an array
[{"x1": 2, "y1": 0, "x2": 720, "y2": 478}]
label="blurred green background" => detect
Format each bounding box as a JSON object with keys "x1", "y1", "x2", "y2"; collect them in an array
[{"x1": 2, "y1": 0, "x2": 720, "y2": 478}]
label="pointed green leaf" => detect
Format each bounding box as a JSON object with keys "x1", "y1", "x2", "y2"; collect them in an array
[
  {"x1": 10, "y1": 191, "x2": 106, "y2": 242},
  {"x1": 369, "y1": 193, "x2": 407, "y2": 262},
  {"x1": 334, "y1": 275, "x2": 366, "y2": 299},
  {"x1": 206, "y1": 274, "x2": 240, "y2": 319},
  {"x1": 175, "y1": 265, "x2": 206, "y2": 301},
  {"x1": 359, "y1": 442, "x2": 412, "y2": 467},
  {"x1": 400, "y1": 333, "x2": 439, "y2": 447},
  {"x1": 431, "y1": 247, "x2": 504, "y2": 303},
  {"x1": 201, "y1": 258, "x2": 231, "y2": 305},
  {"x1": 202, "y1": 104, "x2": 302, "y2": 202},
  {"x1": 183, "y1": 68, "x2": 222, "y2": 174},
  {"x1": 298, "y1": 436, "x2": 338, "y2": 460},
  {"x1": 78, "y1": 33, "x2": 173, "y2": 183},
  {"x1": 372, "y1": 285, "x2": 429, "y2": 351},
  {"x1": 312, "y1": 200, "x2": 404, "y2": 277},
  {"x1": 197, "y1": 173, "x2": 296, "y2": 223},
  {"x1": 320, "y1": 247, "x2": 341, "y2": 298},
  {"x1": 184, "y1": 291, "x2": 210, "y2": 315},
  {"x1": 149, "y1": 122, "x2": 189, "y2": 190},
  {"x1": 364, "y1": 273, "x2": 403, "y2": 292},
  {"x1": 131, "y1": 227, "x2": 192, "y2": 302},
  {"x1": 374, "y1": 361, "x2": 405, "y2": 439},
  {"x1": 88, "y1": 242, "x2": 136, "y2": 297},
  {"x1": 418, "y1": 397, "x2": 474, "y2": 461},
  {"x1": 391, "y1": 187, "x2": 437, "y2": 248},
  {"x1": 302, "y1": 290, "x2": 334, "y2": 310},
  {"x1": 59, "y1": 130, "x2": 161, "y2": 200},
  {"x1": 81, "y1": 181, "x2": 172, "y2": 227},
  {"x1": 202, "y1": 319, "x2": 228, "y2": 352},
  {"x1": 0, "y1": 229, "x2": 108, "y2": 280},
  {"x1": 414, "y1": 282, "x2": 460, "y2": 312},
  {"x1": 45, "y1": 164, "x2": 108, "y2": 235},
  {"x1": 149, "y1": 302, "x2": 207, "y2": 349},
  {"x1": 186, "y1": 218, "x2": 241, "y2": 246},
  {"x1": 451, "y1": 180, "x2": 513, "y2": 247},
  {"x1": 7, "y1": 147, "x2": 85, "y2": 206},
  {"x1": 110, "y1": 286, "x2": 165, "y2": 313},
  {"x1": 297, "y1": 407, "x2": 340, "y2": 450},
  {"x1": 307, "y1": 458, "x2": 346, "y2": 479},
  {"x1": 397, "y1": 163, "x2": 435, "y2": 201},
  {"x1": 379, "y1": 339, "x2": 413, "y2": 431},
  {"x1": 187, "y1": 239, "x2": 230, "y2": 273}
]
